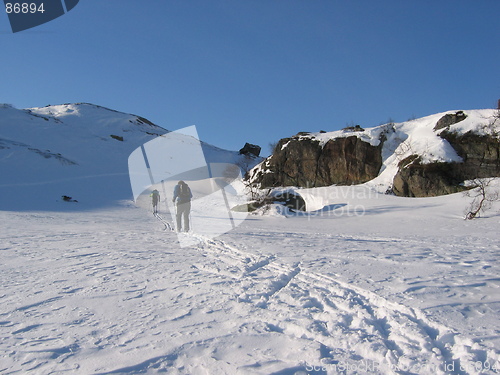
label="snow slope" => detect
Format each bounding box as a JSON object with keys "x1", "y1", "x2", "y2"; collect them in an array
[
  {"x1": 0, "y1": 103, "x2": 253, "y2": 211},
  {"x1": 1, "y1": 184, "x2": 499, "y2": 374},
  {"x1": 0, "y1": 103, "x2": 164, "y2": 210}
]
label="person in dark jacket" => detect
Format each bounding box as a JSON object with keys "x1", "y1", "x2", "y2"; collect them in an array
[
  {"x1": 172, "y1": 181, "x2": 192, "y2": 232},
  {"x1": 151, "y1": 189, "x2": 160, "y2": 214}
]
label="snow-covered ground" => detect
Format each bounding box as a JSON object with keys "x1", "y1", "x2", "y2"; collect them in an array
[
  {"x1": 1, "y1": 184, "x2": 499, "y2": 374},
  {"x1": 1, "y1": 105, "x2": 499, "y2": 374}
]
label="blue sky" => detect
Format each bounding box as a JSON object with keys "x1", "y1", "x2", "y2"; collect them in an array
[{"x1": 1, "y1": 0, "x2": 499, "y2": 155}]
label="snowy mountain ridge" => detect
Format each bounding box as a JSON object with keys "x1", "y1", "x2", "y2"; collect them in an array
[
  {"x1": 295, "y1": 109, "x2": 497, "y2": 151},
  {"x1": 0, "y1": 103, "x2": 252, "y2": 210}
]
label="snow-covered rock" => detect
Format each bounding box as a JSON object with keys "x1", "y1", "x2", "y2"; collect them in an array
[{"x1": 249, "y1": 109, "x2": 500, "y2": 197}]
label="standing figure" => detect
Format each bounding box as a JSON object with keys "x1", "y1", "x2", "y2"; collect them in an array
[
  {"x1": 151, "y1": 189, "x2": 160, "y2": 214},
  {"x1": 173, "y1": 181, "x2": 192, "y2": 232}
]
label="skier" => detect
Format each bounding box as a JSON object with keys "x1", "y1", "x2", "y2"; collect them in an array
[
  {"x1": 172, "y1": 181, "x2": 192, "y2": 232},
  {"x1": 151, "y1": 189, "x2": 160, "y2": 214}
]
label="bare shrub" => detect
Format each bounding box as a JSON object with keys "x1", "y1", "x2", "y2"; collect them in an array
[{"x1": 464, "y1": 178, "x2": 499, "y2": 219}]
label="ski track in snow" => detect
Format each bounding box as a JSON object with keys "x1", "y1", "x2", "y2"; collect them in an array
[{"x1": 191, "y1": 236, "x2": 498, "y2": 375}]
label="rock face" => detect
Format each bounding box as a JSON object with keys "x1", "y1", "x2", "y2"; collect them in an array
[
  {"x1": 440, "y1": 130, "x2": 500, "y2": 179},
  {"x1": 319, "y1": 136, "x2": 383, "y2": 185},
  {"x1": 250, "y1": 135, "x2": 384, "y2": 188},
  {"x1": 393, "y1": 116, "x2": 500, "y2": 197},
  {"x1": 239, "y1": 143, "x2": 261, "y2": 157},
  {"x1": 434, "y1": 111, "x2": 467, "y2": 131},
  {"x1": 392, "y1": 157, "x2": 465, "y2": 197}
]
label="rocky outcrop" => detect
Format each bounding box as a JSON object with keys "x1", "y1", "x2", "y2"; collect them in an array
[
  {"x1": 239, "y1": 143, "x2": 261, "y2": 157},
  {"x1": 434, "y1": 111, "x2": 467, "y2": 131},
  {"x1": 250, "y1": 135, "x2": 384, "y2": 188},
  {"x1": 233, "y1": 190, "x2": 307, "y2": 212},
  {"x1": 392, "y1": 156, "x2": 465, "y2": 197},
  {"x1": 439, "y1": 130, "x2": 500, "y2": 179},
  {"x1": 110, "y1": 134, "x2": 124, "y2": 142},
  {"x1": 250, "y1": 109, "x2": 500, "y2": 198},
  {"x1": 393, "y1": 127, "x2": 500, "y2": 197},
  {"x1": 318, "y1": 136, "x2": 383, "y2": 185}
]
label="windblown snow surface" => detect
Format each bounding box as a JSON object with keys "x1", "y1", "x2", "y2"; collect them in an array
[
  {"x1": 1, "y1": 106, "x2": 500, "y2": 374},
  {"x1": 1, "y1": 188, "x2": 500, "y2": 375}
]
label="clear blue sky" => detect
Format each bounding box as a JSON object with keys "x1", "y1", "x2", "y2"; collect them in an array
[{"x1": 1, "y1": 0, "x2": 499, "y2": 155}]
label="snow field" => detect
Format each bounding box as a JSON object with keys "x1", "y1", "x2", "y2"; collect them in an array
[{"x1": 1, "y1": 182, "x2": 499, "y2": 374}]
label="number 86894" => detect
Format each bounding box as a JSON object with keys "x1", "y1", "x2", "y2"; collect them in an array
[{"x1": 5, "y1": 3, "x2": 45, "y2": 14}]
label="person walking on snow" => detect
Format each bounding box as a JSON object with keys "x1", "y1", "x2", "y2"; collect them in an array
[
  {"x1": 172, "y1": 181, "x2": 192, "y2": 232},
  {"x1": 151, "y1": 189, "x2": 160, "y2": 214}
]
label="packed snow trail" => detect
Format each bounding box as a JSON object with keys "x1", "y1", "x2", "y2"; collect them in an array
[
  {"x1": 153, "y1": 211, "x2": 173, "y2": 231},
  {"x1": 193, "y1": 237, "x2": 497, "y2": 375}
]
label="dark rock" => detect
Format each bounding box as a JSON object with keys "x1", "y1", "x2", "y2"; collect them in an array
[
  {"x1": 273, "y1": 191, "x2": 306, "y2": 211},
  {"x1": 249, "y1": 137, "x2": 318, "y2": 188},
  {"x1": 61, "y1": 195, "x2": 78, "y2": 202},
  {"x1": 135, "y1": 116, "x2": 156, "y2": 126},
  {"x1": 342, "y1": 125, "x2": 365, "y2": 132},
  {"x1": 393, "y1": 131, "x2": 500, "y2": 197},
  {"x1": 434, "y1": 111, "x2": 467, "y2": 131},
  {"x1": 239, "y1": 143, "x2": 261, "y2": 157},
  {"x1": 110, "y1": 135, "x2": 124, "y2": 142},
  {"x1": 250, "y1": 135, "x2": 384, "y2": 188},
  {"x1": 231, "y1": 190, "x2": 306, "y2": 212},
  {"x1": 249, "y1": 115, "x2": 500, "y2": 197},
  {"x1": 439, "y1": 130, "x2": 500, "y2": 179},
  {"x1": 392, "y1": 156, "x2": 465, "y2": 197},
  {"x1": 318, "y1": 136, "x2": 383, "y2": 185}
]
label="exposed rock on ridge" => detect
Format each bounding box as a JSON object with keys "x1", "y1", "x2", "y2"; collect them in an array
[
  {"x1": 393, "y1": 112, "x2": 500, "y2": 197},
  {"x1": 249, "y1": 110, "x2": 500, "y2": 198},
  {"x1": 249, "y1": 133, "x2": 385, "y2": 188}
]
